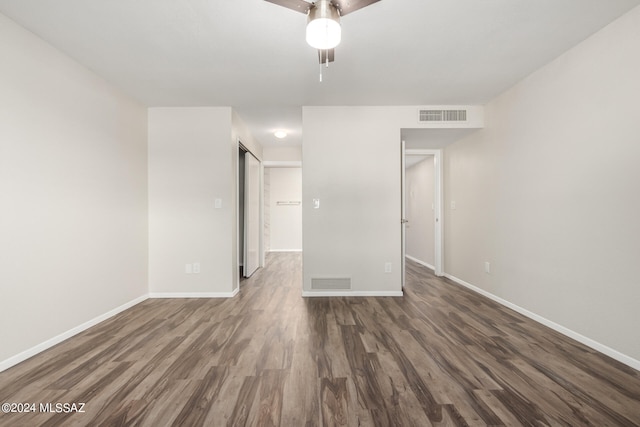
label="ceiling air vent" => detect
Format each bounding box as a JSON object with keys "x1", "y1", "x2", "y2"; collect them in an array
[{"x1": 418, "y1": 109, "x2": 467, "y2": 123}]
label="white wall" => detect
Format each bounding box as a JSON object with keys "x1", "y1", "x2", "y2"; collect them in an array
[
  {"x1": 263, "y1": 146, "x2": 302, "y2": 162},
  {"x1": 0, "y1": 14, "x2": 148, "y2": 366},
  {"x1": 444, "y1": 6, "x2": 640, "y2": 363},
  {"x1": 269, "y1": 168, "x2": 302, "y2": 251},
  {"x1": 232, "y1": 111, "x2": 263, "y2": 161},
  {"x1": 405, "y1": 158, "x2": 435, "y2": 267},
  {"x1": 302, "y1": 106, "x2": 482, "y2": 295},
  {"x1": 148, "y1": 108, "x2": 262, "y2": 295},
  {"x1": 302, "y1": 107, "x2": 402, "y2": 294},
  {"x1": 148, "y1": 107, "x2": 236, "y2": 295}
]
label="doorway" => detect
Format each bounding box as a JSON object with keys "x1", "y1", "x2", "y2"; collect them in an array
[
  {"x1": 265, "y1": 167, "x2": 302, "y2": 252},
  {"x1": 401, "y1": 146, "x2": 443, "y2": 287}
]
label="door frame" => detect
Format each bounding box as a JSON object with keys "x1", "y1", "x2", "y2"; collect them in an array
[{"x1": 402, "y1": 147, "x2": 444, "y2": 283}]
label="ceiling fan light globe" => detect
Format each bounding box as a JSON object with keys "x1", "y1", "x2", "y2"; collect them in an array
[{"x1": 306, "y1": 18, "x2": 341, "y2": 49}]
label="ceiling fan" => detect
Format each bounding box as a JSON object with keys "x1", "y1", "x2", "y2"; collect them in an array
[{"x1": 264, "y1": 0, "x2": 381, "y2": 66}]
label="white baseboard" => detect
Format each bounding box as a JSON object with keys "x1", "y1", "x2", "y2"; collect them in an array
[
  {"x1": 405, "y1": 255, "x2": 435, "y2": 271},
  {"x1": 149, "y1": 288, "x2": 239, "y2": 299},
  {"x1": 444, "y1": 273, "x2": 640, "y2": 371},
  {"x1": 268, "y1": 249, "x2": 302, "y2": 253},
  {"x1": 302, "y1": 290, "x2": 403, "y2": 297},
  {"x1": 0, "y1": 294, "x2": 148, "y2": 373}
]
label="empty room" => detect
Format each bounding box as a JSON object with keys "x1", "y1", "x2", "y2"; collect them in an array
[{"x1": 1, "y1": 0, "x2": 639, "y2": 425}]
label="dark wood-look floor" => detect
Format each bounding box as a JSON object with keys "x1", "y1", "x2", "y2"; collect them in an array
[{"x1": 1, "y1": 253, "x2": 640, "y2": 426}]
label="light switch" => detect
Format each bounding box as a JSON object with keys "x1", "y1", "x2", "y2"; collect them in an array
[
  {"x1": 215, "y1": 198, "x2": 222, "y2": 209},
  {"x1": 313, "y1": 198, "x2": 320, "y2": 209},
  {"x1": 185, "y1": 263, "x2": 193, "y2": 274}
]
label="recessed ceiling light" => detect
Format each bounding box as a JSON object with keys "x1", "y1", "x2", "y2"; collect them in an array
[{"x1": 274, "y1": 130, "x2": 288, "y2": 139}]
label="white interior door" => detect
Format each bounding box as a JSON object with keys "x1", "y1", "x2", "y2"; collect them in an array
[
  {"x1": 244, "y1": 152, "x2": 260, "y2": 277},
  {"x1": 401, "y1": 140, "x2": 407, "y2": 288}
]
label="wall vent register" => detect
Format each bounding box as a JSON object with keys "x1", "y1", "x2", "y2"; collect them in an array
[{"x1": 418, "y1": 109, "x2": 468, "y2": 122}]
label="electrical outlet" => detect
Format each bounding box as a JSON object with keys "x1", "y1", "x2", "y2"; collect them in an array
[
  {"x1": 384, "y1": 262, "x2": 392, "y2": 273},
  {"x1": 193, "y1": 262, "x2": 200, "y2": 274}
]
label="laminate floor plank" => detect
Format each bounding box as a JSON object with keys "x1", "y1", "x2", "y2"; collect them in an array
[
  {"x1": 280, "y1": 337, "x2": 320, "y2": 427},
  {"x1": 1, "y1": 253, "x2": 639, "y2": 426},
  {"x1": 372, "y1": 344, "x2": 435, "y2": 427},
  {"x1": 227, "y1": 375, "x2": 262, "y2": 426}
]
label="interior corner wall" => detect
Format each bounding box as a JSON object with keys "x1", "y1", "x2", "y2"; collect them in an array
[
  {"x1": 0, "y1": 13, "x2": 148, "y2": 364},
  {"x1": 443, "y1": 6, "x2": 640, "y2": 362},
  {"x1": 405, "y1": 158, "x2": 435, "y2": 267},
  {"x1": 232, "y1": 110, "x2": 263, "y2": 161},
  {"x1": 302, "y1": 107, "x2": 402, "y2": 294},
  {"x1": 148, "y1": 107, "x2": 235, "y2": 295}
]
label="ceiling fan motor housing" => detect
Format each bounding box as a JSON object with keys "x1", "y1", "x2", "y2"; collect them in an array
[{"x1": 306, "y1": 0, "x2": 341, "y2": 49}]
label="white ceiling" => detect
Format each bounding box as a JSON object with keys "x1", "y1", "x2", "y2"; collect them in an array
[{"x1": 1, "y1": 0, "x2": 638, "y2": 147}]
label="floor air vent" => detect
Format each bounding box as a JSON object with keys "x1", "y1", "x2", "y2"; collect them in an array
[
  {"x1": 311, "y1": 277, "x2": 352, "y2": 290},
  {"x1": 418, "y1": 109, "x2": 467, "y2": 122}
]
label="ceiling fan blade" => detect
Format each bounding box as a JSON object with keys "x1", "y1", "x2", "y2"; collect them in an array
[
  {"x1": 332, "y1": 0, "x2": 381, "y2": 16},
  {"x1": 264, "y1": 0, "x2": 311, "y2": 14},
  {"x1": 318, "y1": 49, "x2": 335, "y2": 64}
]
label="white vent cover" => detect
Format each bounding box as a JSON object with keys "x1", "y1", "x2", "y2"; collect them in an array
[
  {"x1": 418, "y1": 109, "x2": 467, "y2": 123},
  {"x1": 311, "y1": 277, "x2": 351, "y2": 290}
]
